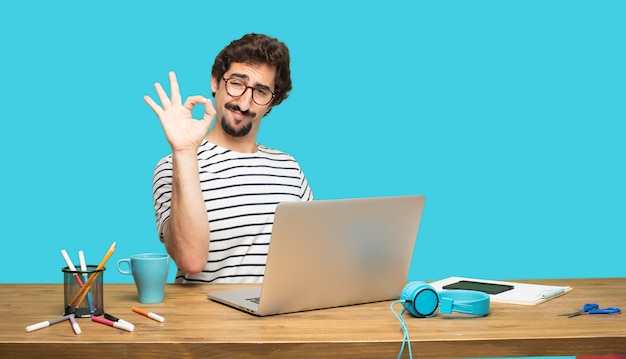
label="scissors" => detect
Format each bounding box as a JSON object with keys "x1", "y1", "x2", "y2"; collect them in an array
[{"x1": 560, "y1": 303, "x2": 621, "y2": 318}]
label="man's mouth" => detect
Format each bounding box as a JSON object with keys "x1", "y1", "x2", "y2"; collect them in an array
[{"x1": 225, "y1": 103, "x2": 255, "y2": 119}]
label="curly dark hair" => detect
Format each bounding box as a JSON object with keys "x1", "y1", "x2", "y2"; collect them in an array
[{"x1": 212, "y1": 33, "x2": 292, "y2": 108}]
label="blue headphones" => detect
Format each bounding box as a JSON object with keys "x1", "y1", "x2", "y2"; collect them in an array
[{"x1": 400, "y1": 281, "x2": 490, "y2": 317}]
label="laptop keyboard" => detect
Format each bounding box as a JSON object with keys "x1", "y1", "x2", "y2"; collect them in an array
[{"x1": 246, "y1": 297, "x2": 260, "y2": 304}]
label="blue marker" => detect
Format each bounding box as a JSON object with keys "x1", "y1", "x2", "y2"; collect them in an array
[{"x1": 78, "y1": 250, "x2": 96, "y2": 313}]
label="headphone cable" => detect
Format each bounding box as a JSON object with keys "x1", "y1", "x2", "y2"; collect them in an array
[{"x1": 390, "y1": 300, "x2": 413, "y2": 359}]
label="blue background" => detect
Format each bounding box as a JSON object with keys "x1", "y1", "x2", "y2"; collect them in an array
[{"x1": 1, "y1": 0, "x2": 624, "y2": 282}]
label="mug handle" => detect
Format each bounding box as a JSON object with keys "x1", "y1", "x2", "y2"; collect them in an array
[{"x1": 117, "y1": 259, "x2": 132, "y2": 275}]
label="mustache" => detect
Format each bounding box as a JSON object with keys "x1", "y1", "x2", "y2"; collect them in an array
[{"x1": 225, "y1": 102, "x2": 256, "y2": 118}]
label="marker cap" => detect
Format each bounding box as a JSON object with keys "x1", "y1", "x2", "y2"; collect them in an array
[{"x1": 114, "y1": 321, "x2": 135, "y2": 332}]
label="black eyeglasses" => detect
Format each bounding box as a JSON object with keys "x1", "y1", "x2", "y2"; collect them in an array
[{"x1": 222, "y1": 77, "x2": 275, "y2": 106}]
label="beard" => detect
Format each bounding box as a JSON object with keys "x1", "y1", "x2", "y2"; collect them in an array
[
  {"x1": 220, "y1": 116, "x2": 253, "y2": 137},
  {"x1": 220, "y1": 103, "x2": 255, "y2": 137}
]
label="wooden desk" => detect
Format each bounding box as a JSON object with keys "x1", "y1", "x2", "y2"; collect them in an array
[{"x1": 1, "y1": 278, "x2": 624, "y2": 358}]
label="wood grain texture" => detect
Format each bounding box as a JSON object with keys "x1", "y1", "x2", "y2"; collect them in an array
[{"x1": 1, "y1": 278, "x2": 624, "y2": 358}]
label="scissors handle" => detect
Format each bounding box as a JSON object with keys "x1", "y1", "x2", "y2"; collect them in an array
[
  {"x1": 582, "y1": 303, "x2": 599, "y2": 311},
  {"x1": 589, "y1": 307, "x2": 621, "y2": 315}
]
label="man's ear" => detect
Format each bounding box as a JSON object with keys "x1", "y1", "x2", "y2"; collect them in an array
[{"x1": 211, "y1": 76, "x2": 218, "y2": 94}]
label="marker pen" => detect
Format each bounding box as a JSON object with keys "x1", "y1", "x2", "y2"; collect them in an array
[
  {"x1": 68, "y1": 314, "x2": 81, "y2": 335},
  {"x1": 92, "y1": 316, "x2": 134, "y2": 332},
  {"x1": 132, "y1": 307, "x2": 165, "y2": 323},
  {"x1": 60, "y1": 249, "x2": 84, "y2": 286},
  {"x1": 104, "y1": 313, "x2": 135, "y2": 331},
  {"x1": 26, "y1": 314, "x2": 73, "y2": 332},
  {"x1": 537, "y1": 288, "x2": 565, "y2": 300},
  {"x1": 78, "y1": 250, "x2": 96, "y2": 313}
]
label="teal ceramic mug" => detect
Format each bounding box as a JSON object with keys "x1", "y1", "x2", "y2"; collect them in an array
[{"x1": 117, "y1": 253, "x2": 170, "y2": 304}]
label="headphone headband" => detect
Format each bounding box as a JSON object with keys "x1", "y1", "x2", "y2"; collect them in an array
[{"x1": 438, "y1": 290, "x2": 490, "y2": 316}]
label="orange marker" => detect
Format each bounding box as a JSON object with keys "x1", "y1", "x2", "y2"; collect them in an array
[{"x1": 132, "y1": 307, "x2": 165, "y2": 323}]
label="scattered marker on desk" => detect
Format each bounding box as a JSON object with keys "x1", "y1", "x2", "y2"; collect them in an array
[
  {"x1": 104, "y1": 313, "x2": 135, "y2": 331},
  {"x1": 25, "y1": 314, "x2": 73, "y2": 333},
  {"x1": 132, "y1": 307, "x2": 165, "y2": 323},
  {"x1": 68, "y1": 314, "x2": 81, "y2": 335},
  {"x1": 92, "y1": 316, "x2": 135, "y2": 332}
]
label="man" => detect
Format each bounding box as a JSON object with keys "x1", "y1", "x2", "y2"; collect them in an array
[{"x1": 145, "y1": 34, "x2": 314, "y2": 283}]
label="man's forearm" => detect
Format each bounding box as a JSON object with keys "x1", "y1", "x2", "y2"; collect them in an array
[{"x1": 164, "y1": 150, "x2": 210, "y2": 274}]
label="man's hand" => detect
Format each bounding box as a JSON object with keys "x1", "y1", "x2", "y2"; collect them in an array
[
  {"x1": 145, "y1": 71, "x2": 213, "y2": 272},
  {"x1": 144, "y1": 71, "x2": 216, "y2": 152}
]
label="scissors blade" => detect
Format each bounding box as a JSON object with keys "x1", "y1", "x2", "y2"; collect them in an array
[
  {"x1": 558, "y1": 310, "x2": 580, "y2": 317},
  {"x1": 561, "y1": 303, "x2": 600, "y2": 318},
  {"x1": 567, "y1": 311, "x2": 583, "y2": 318}
]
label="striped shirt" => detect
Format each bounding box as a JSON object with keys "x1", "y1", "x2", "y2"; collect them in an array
[{"x1": 152, "y1": 140, "x2": 314, "y2": 283}]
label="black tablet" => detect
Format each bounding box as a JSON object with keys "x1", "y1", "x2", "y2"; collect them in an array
[{"x1": 442, "y1": 280, "x2": 514, "y2": 295}]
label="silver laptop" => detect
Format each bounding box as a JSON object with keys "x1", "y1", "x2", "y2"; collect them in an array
[{"x1": 207, "y1": 194, "x2": 426, "y2": 316}]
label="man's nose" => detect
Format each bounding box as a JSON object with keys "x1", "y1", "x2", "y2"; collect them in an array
[{"x1": 235, "y1": 87, "x2": 254, "y2": 111}]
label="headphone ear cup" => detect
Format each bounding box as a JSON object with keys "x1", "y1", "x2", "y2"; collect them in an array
[{"x1": 401, "y1": 281, "x2": 439, "y2": 318}]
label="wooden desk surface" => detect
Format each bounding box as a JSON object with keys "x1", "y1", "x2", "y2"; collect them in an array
[{"x1": 1, "y1": 278, "x2": 624, "y2": 358}]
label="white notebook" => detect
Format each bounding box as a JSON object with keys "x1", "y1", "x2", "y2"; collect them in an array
[{"x1": 429, "y1": 276, "x2": 572, "y2": 306}]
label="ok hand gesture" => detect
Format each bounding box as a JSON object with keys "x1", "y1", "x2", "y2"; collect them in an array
[{"x1": 144, "y1": 71, "x2": 216, "y2": 152}]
